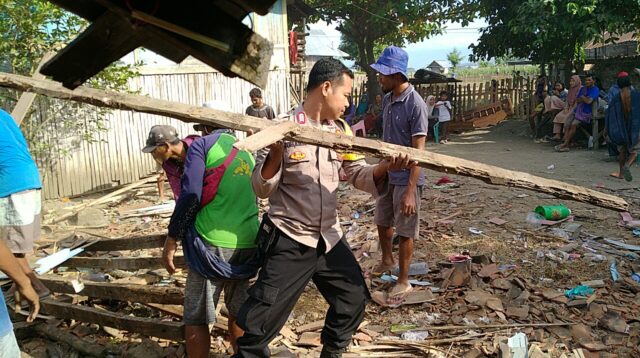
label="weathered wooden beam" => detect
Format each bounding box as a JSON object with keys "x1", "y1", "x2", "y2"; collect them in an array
[
  {"x1": 33, "y1": 323, "x2": 121, "y2": 357},
  {"x1": 41, "y1": 11, "x2": 149, "y2": 89},
  {"x1": 84, "y1": 234, "x2": 166, "y2": 252},
  {"x1": 0, "y1": 72, "x2": 628, "y2": 211},
  {"x1": 40, "y1": 276, "x2": 184, "y2": 304},
  {"x1": 64, "y1": 256, "x2": 185, "y2": 271},
  {"x1": 234, "y1": 121, "x2": 298, "y2": 152},
  {"x1": 41, "y1": 300, "x2": 184, "y2": 341}
]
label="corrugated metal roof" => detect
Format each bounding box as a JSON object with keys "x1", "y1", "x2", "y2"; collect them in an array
[
  {"x1": 585, "y1": 32, "x2": 637, "y2": 50},
  {"x1": 306, "y1": 29, "x2": 349, "y2": 57}
]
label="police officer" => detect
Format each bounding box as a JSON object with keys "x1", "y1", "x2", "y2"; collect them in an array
[{"x1": 233, "y1": 58, "x2": 415, "y2": 358}]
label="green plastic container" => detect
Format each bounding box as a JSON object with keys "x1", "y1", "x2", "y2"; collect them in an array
[{"x1": 534, "y1": 205, "x2": 571, "y2": 220}]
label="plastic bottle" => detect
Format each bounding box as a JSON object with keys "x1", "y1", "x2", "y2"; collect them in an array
[
  {"x1": 526, "y1": 212, "x2": 545, "y2": 227},
  {"x1": 588, "y1": 136, "x2": 594, "y2": 149},
  {"x1": 401, "y1": 330, "x2": 429, "y2": 341}
]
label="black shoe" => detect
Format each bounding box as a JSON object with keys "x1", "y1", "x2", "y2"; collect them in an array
[{"x1": 320, "y1": 346, "x2": 345, "y2": 358}]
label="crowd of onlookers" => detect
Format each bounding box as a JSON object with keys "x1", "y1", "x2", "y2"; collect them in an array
[
  {"x1": 348, "y1": 90, "x2": 453, "y2": 144},
  {"x1": 531, "y1": 70, "x2": 640, "y2": 181}
]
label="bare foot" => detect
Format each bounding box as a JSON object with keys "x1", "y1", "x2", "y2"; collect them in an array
[
  {"x1": 386, "y1": 283, "x2": 412, "y2": 307},
  {"x1": 371, "y1": 262, "x2": 394, "y2": 276},
  {"x1": 610, "y1": 172, "x2": 623, "y2": 179}
]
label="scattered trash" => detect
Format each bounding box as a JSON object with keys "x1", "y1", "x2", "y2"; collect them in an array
[
  {"x1": 498, "y1": 264, "x2": 518, "y2": 271},
  {"x1": 400, "y1": 330, "x2": 429, "y2": 341},
  {"x1": 633, "y1": 229, "x2": 640, "y2": 237},
  {"x1": 391, "y1": 262, "x2": 429, "y2": 276},
  {"x1": 468, "y1": 227, "x2": 484, "y2": 235},
  {"x1": 534, "y1": 204, "x2": 571, "y2": 221},
  {"x1": 564, "y1": 285, "x2": 595, "y2": 299},
  {"x1": 620, "y1": 212, "x2": 634, "y2": 222},
  {"x1": 526, "y1": 212, "x2": 545, "y2": 226},
  {"x1": 599, "y1": 311, "x2": 630, "y2": 334},
  {"x1": 550, "y1": 228, "x2": 570, "y2": 240},
  {"x1": 351, "y1": 212, "x2": 361, "y2": 219},
  {"x1": 432, "y1": 176, "x2": 460, "y2": 189},
  {"x1": 380, "y1": 274, "x2": 432, "y2": 287},
  {"x1": 604, "y1": 238, "x2": 640, "y2": 251},
  {"x1": 610, "y1": 261, "x2": 620, "y2": 282},
  {"x1": 489, "y1": 217, "x2": 507, "y2": 226},
  {"x1": 506, "y1": 332, "x2": 529, "y2": 358},
  {"x1": 389, "y1": 324, "x2": 417, "y2": 334},
  {"x1": 584, "y1": 253, "x2": 607, "y2": 262},
  {"x1": 516, "y1": 193, "x2": 529, "y2": 198},
  {"x1": 632, "y1": 272, "x2": 640, "y2": 283},
  {"x1": 547, "y1": 164, "x2": 555, "y2": 170}
]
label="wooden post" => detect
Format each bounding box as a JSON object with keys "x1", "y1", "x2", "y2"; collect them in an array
[
  {"x1": 0, "y1": 72, "x2": 627, "y2": 211},
  {"x1": 11, "y1": 52, "x2": 55, "y2": 125}
]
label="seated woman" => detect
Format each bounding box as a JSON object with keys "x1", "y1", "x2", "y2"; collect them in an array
[{"x1": 552, "y1": 75, "x2": 581, "y2": 140}]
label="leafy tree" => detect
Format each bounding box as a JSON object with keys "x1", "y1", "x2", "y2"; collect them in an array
[
  {"x1": 470, "y1": 0, "x2": 640, "y2": 82},
  {"x1": 307, "y1": 0, "x2": 475, "y2": 103},
  {"x1": 447, "y1": 48, "x2": 464, "y2": 69},
  {"x1": 0, "y1": 0, "x2": 140, "y2": 173}
]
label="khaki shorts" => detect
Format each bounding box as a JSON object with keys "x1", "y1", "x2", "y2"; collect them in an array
[
  {"x1": 0, "y1": 189, "x2": 41, "y2": 254},
  {"x1": 183, "y1": 245, "x2": 255, "y2": 326},
  {"x1": 374, "y1": 184, "x2": 422, "y2": 238}
]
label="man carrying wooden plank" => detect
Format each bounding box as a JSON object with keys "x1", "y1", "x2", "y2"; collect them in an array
[
  {"x1": 233, "y1": 58, "x2": 415, "y2": 358},
  {"x1": 162, "y1": 119, "x2": 260, "y2": 356},
  {"x1": 370, "y1": 46, "x2": 429, "y2": 306},
  {"x1": 142, "y1": 124, "x2": 199, "y2": 202},
  {"x1": 0, "y1": 109, "x2": 50, "y2": 302}
]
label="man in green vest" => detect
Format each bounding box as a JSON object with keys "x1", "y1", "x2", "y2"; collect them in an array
[{"x1": 163, "y1": 126, "x2": 259, "y2": 357}]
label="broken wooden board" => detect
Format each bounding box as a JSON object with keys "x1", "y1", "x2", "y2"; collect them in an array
[
  {"x1": 40, "y1": 276, "x2": 184, "y2": 304},
  {"x1": 0, "y1": 72, "x2": 627, "y2": 211},
  {"x1": 234, "y1": 121, "x2": 298, "y2": 152},
  {"x1": 48, "y1": 175, "x2": 160, "y2": 224},
  {"x1": 84, "y1": 234, "x2": 166, "y2": 252},
  {"x1": 64, "y1": 256, "x2": 186, "y2": 270},
  {"x1": 41, "y1": 300, "x2": 184, "y2": 341}
]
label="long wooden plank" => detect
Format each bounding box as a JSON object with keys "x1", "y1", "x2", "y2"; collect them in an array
[
  {"x1": 234, "y1": 121, "x2": 298, "y2": 152},
  {"x1": 41, "y1": 300, "x2": 184, "y2": 340},
  {"x1": 64, "y1": 256, "x2": 186, "y2": 270},
  {"x1": 40, "y1": 276, "x2": 184, "y2": 304},
  {"x1": 85, "y1": 234, "x2": 166, "y2": 252},
  {"x1": 0, "y1": 72, "x2": 627, "y2": 211}
]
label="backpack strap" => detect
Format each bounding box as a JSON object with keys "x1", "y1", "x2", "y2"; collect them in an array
[{"x1": 200, "y1": 144, "x2": 239, "y2": 208}]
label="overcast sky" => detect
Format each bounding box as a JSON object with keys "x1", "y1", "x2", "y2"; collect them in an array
[{"x1": 308, "y1": 19, "x2": 488, "y2": 69}]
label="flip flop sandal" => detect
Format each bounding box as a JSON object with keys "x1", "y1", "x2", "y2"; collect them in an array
[{"x1": 386, "y1": 284, "x2": 413, "y2": 308}]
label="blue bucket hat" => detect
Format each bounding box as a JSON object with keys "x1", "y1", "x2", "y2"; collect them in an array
[{"x1": 371, "y1": 46, "x2": 409, "y2": 80}]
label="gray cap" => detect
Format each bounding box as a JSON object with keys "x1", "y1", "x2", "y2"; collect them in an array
[{"x1": 141, "y1": 125, "x2": 179, "y2": 153}]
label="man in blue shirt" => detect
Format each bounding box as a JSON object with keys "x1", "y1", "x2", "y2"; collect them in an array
[
  {"x1": 370, "y1": 46, "x2": 429, "y2": 306},
  {"x1": 0, "y1": 109, "x2": 50, "y2": 299},
  {"x1": 555, "y1": 74, "x2": 600, "y2": 152}
]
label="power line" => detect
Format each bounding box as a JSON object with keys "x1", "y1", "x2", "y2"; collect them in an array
[{"x1": 348, "y1": 2, "x2": 402, "y2": 24}]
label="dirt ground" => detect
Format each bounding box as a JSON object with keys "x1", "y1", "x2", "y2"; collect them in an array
[{"x1": 16, "y1": 118, "x2": 640, "y2": 357}]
